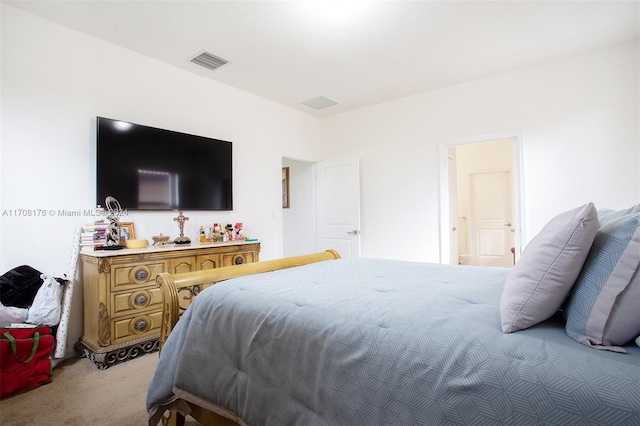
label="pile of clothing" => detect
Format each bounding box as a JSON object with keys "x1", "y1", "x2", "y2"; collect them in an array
[{"x1": 0, "y1": 265, "x2": 66, "y2": 327}]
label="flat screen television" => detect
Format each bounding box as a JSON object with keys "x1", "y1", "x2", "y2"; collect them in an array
[{"x1": 96, "y1": 117, "x2": 232, "y2": 210}]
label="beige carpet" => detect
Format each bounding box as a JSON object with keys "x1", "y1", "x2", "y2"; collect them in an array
[{"x1": 0, "y1": 353, "x2": 199, "y2": 426}]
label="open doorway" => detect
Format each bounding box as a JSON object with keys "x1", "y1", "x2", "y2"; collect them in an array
[
  {"x1": 281, "y1": 158, "x2": 316, "y2": 258},
  {"x1": 281, "y1": 156, "x2": 361, "y2": 259},
  {"x1": 441, "y1": 137, "x2": 522, "y2": 267}
]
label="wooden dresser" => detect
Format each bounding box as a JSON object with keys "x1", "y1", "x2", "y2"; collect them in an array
[{"x1": 76, "y1": 240, "x2": 260, "y2": 368}]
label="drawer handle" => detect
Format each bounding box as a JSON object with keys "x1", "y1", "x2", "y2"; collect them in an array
[
  {"x1": 234, "y1": 256, "x2": 244, "y2": 265},
  {"x1": 134, "y1": 268, "x2": 149, "y2": 281},
  {"x1": 134, "y1": 294, "x2": 148, "y2": 306},
  {"x1": 135, "y1": 319, "x2": 147, "y2": 331}
]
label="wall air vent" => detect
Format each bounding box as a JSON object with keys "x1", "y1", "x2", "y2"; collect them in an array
[
  {"x1": 302, "y1": 96, "x2": 338, "y2": 110},
  {"x1": 191, "y1": 51, "x2": 228, "y2": 71}
]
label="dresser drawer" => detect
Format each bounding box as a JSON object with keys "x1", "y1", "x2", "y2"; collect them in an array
[
  {"x1": 112, "y1": 311, "x2": 163, "y2": 344},
  {"x1": 112, "y1": 287, "x2": 163, "y2": 317},
  {"x1": 111, "y1": 262, "x2": 165, "y2": 290},
  {"x1": 196, "y1": 254, "x2": 220, "y2": 270},
  {"x1": 221, "y1": 251, "x2": 256, "y2": 266}
]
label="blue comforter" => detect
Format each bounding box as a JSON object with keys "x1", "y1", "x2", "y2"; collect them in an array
[{"x1": 147, "y1": 258, "x2": 640, "y2": 425}]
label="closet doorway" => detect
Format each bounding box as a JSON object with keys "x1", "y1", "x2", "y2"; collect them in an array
[
  {"x1": 441, "y1": 137, "x2": 522, "y2": 267},
  {"x1": 281, "y1": 158, "x2": 316, "y2": 258},
  {"x1": 281, "y1": 156, "x2": 361, "y2": 259}
]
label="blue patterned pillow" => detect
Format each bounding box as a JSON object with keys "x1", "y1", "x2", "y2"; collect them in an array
[
  {"x1": 564, "y1": 212, "x2": 640, "y2": 352},
  {"x1": 597, "y1": 205, "x2": 640, "y2": 226}
]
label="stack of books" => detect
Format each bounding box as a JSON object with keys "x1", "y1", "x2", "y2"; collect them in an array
[{"x1": 80, "y1": 220, "x2": 108, "y2": 250}]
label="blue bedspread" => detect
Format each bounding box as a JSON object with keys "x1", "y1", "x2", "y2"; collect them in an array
[{"x1": 147, "y1": 258, "x2": 640, "y2": 425}]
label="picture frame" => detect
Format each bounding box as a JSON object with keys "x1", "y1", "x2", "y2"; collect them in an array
[
  {"x1": 119, "y1": 222, "x2": 136, "y2": 245},
  {"x1": 282, "y1": 167, "x2": 290, "y2": 209}
]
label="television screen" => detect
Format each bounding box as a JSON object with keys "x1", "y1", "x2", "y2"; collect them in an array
[{"x1": 96, "y1": 117, "x2": 232, "y2": 210}]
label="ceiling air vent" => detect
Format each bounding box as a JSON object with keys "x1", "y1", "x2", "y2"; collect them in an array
[
  {"x1": 191, "y1": 51, "x2": 228, "y2": 71},
  {"x1": 302, "y1": 96, "x2": 338, "y2": 110}
]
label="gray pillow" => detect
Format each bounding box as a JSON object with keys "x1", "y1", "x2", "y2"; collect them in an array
[
  {"x1": 500, "y1": 203, "x2": 599, "y2": 333},
  {"x1": 564, "y1": 212, "x2": 640, "y2": 352}
]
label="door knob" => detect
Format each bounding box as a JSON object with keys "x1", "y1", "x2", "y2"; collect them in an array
[
  {"x1": 451, "y1": 227, "x2": 457, "y2": 231},
  {"x1": 347, "y1": 230, "x2": 360, "y2": 235},
  {"x1": 504, "y1": 223, "x2": 512, "y2": 227}
]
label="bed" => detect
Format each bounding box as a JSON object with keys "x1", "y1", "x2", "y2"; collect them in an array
[{"x1": 147, "y1": 203, "x2": 640, "y2": 425}]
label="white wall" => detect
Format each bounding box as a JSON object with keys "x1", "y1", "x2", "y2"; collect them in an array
[
  {"x1": 1, "y1": 4, "x2": 323, "y2": 269},
  {"x1": 320, "y1": 40, "x2": 639, "y2": 262},
  {"x1": 1, "y1": 5, "x2": 321, "y2": 349}
]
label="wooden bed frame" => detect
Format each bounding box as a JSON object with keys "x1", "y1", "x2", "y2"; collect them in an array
[{"x1": 154, "y1": 249, "x2": 341, "y2": 426}]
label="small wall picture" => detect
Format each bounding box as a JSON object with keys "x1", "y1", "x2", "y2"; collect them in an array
[
  {"x1": 119, "y1": 222, "x2": 136, "y2": 245},
  {"x1": 282, "y1": 167, "x2": 290, "y2": 209}
]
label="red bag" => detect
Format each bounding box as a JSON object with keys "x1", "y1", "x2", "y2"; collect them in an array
[{"x1": 0, "y1": 326, "x2": 53, "y2": 399}]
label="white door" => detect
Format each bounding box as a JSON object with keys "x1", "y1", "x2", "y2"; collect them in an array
[
  {"x1": 316, "y1": 157, "x2": 361, "y2": 258},
  {"x1": 447, "y1": 152, "x2": 459, "y2": 264},
  {"x1": 469, "y1": 171, "x2": 514, "y2": 267}
]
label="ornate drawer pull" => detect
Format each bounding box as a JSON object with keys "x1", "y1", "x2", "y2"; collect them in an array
[
  {"x1": 135, "y1": 268, "x2": 149, "y2": 281},
  {"x1": 135, "y1": 319, "x2": 147, "y2": 331},
  {"x1": 135, "y1": 294, "x2": 148, "y2": 306},
  {"x1": 234, "y1": 256, "x2": 244, "y2": 265}
]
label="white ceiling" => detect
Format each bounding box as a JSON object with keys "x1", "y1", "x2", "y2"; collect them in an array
[{"x1": 5, "y1": 0, "x2": 639, "y2": 117}]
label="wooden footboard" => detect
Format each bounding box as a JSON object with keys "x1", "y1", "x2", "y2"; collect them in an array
[
  {"x1": 155, "y1": 249, "x2": 341, "y2": 351},
  {"x1": 155, "y1": 249, "x2": 341, "y2": 425}
]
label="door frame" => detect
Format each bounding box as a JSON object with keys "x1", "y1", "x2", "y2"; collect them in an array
[
  {"x1": 447, "y1": 150, "x2": 459, "y2": 264},
  {"x1": 439, "y1": 133, "x2": 525, "y2": 265}
]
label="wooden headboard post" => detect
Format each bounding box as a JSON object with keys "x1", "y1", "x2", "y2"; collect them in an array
[{"x1": 156, "y1": 249, "x2": 341, "y2": 350}]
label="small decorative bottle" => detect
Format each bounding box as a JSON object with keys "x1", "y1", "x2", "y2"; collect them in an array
[
  {"x1": 199, "y1": 226, "x2": 206, "y2": 243},
  {"x1": 213, "y1": 223, "x2": 220, "y2": 242}
]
